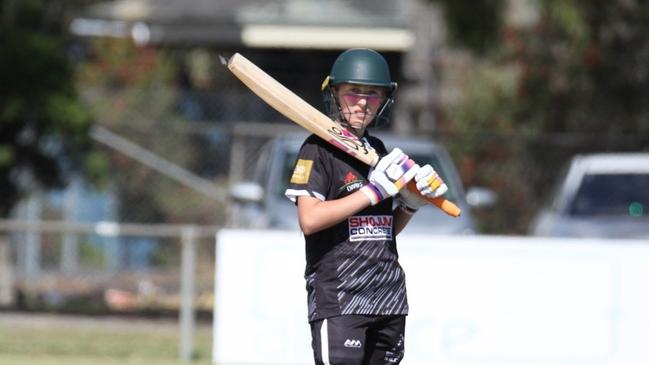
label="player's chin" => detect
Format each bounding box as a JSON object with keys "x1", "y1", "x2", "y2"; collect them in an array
[
  {"x1": 348, "y1": 119, "x2": 368, "y2": 131},
  {"x1": 350, "y1": 113, "x2": 371, "y2": 124}
]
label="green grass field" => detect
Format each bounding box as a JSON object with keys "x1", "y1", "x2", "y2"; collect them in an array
[{"x1": 0, "y1": 312, "x2": 213, "y2": 365}]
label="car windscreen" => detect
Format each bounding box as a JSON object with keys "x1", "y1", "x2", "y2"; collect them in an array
[
  {"x1": 278, "y1": 150, "x2": 458, "y2": 202},
  {"x1": 569, "y1": 173, "x2": 649, "y2": 216}
]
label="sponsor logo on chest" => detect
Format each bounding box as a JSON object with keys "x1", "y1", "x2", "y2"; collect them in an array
[
  {"x1": 348, "y1": 215, "x2": 393, "y2": 241},
  {"x1": 340, "y1": 171, "x2": 365, "y2": 193}
]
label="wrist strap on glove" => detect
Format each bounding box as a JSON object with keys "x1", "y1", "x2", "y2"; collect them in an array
[{"x1": 360, "y1": 184, "x2": 385, "y2": 206}]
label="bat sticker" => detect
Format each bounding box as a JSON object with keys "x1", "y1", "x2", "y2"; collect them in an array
[{"x1": 326, "y1": 125, "x2": 373, "y2": 157}]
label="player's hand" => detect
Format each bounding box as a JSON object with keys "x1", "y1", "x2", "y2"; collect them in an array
[
  {"x1": 396, "y1": 187, "x2": 427, "y2": 215},
  {"x1": 415, "y1": 164, "x2": 448, "y2": 198},
  {"x1": 361, "y1": 148, "x2": 419, "y2": 205}
]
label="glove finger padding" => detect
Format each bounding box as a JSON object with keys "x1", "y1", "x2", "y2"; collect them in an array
[
  {"x1": 362, "y1": 148, "x2": 419, "y2": 205},
  {"x1": 415, "y1": 164, "x2": 448, "y2": 198},
  {"x1": 371, "y1": 171, "x2": 400, "y2": 197},
  {"x1": 375, "y1": 148, "x2": 405, "y2": 172},
  {"x1": 371, "y1": 154, "x2": 418, "y2": 195}
]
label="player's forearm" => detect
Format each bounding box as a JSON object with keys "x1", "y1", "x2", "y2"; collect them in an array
[{"x1": 297, "y1": 192, "x2": 371, "y2": 235}]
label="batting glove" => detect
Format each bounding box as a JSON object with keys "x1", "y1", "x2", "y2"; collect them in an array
[
  {"x1": 396, "y1": 187, "x2": 428, "y2": 215},
  {"x1": 415, "y1": 164, "x2": 448, "y2": 198},
  {"x1": 360, "y1": 148, "x2": 419, "y2": 205}
]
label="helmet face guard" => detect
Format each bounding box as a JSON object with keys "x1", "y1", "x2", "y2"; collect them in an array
[{"x1": 321, "y1": 48, "x2": 398, "y2": 129}]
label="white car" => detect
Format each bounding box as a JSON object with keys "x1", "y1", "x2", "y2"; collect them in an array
[
  {"x1": 529, "y1": 153, "x2": 649, "y2": 239},
  {"x1": 229, "y1": 133, "x2": 495, "y2": 234}
]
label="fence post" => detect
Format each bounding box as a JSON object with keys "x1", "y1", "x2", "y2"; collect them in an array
[
  {"x1": 61, "y1": 178, "x2": 80, "y2": 274},
  {"x1": 0, "y1": 236, "x2": 13, "y2": 307},
  {"x1": 24, "y1": 197, "x2": 42, "y2": 277},
  {"x1": 228, "y1": 132, "x2": 245, "y2": 185},
  {"x1": 179, "y1": 225, "x2": 197, "y2": 361}
]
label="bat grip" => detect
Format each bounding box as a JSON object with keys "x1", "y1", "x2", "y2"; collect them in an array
[{"x1": 406, "y1": 181, "x2": 461, "y2": 217}]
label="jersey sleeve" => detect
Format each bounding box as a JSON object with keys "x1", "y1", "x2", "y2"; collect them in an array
[{"x1": 285, "y1": 137, "x2": 329, "y2": 203}]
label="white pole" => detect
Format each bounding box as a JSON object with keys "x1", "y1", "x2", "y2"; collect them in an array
[
  {"x1": 179, "y1": 225, "x2": 197, "y2": 361},
  {"x1": 24, "y1": 195, "x2": 42, "y2": 277},
  {"x1": 0, "y1": 236, "x2": 13, "y2": 306},
  {"x1": 61, "y1": 178, "x2": 80, "y2": 273}
]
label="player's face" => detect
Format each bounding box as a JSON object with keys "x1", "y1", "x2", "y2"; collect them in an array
[{"x1": 335, "y1": 83, "x2": 386, "y2": 134}]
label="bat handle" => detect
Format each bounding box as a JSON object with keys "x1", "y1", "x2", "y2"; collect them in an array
[{"x1": 406, "y1": 181, "x2": 461, "y2": 217}]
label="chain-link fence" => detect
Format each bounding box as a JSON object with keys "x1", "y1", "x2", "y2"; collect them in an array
[
  {"x1": 52, "y1": 91, "x2": 649, "y2": 236},
  {"x1": 10, "y1": 77, "x2": 649, "y2": 269}
]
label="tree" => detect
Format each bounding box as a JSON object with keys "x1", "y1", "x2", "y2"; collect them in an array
[
  {"x1": 0, "y1": 0, "x2": 104, "y2": 217},
  {"x1": 513, "y1": 0, "x2": 649, "y2": 135},
  {"x1": 430, "y1": 0, "x2": 506, "y2": 55},
  {"x1": 430, "y1": 0, "x2": 649, "y2": 233},
  {"x1": 76, "y1": 38, "x2": 228, "y2": 225}
]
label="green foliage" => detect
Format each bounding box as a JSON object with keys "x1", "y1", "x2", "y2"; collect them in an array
[
  {"x1": 77, "y1": 38, "x2": 225, "y2": 225},
  {"x1": 430, "y1": 0, "x2": 506, "y2": 55},
  {"x1": 0, "y1": 0, "x2": 105, "y2": 216},
  {"x1": 78, "y1": 238, "x2": 105, "y2": 267},
  {"x1": 78, "y1": 39, "x2": 179, "y2": 225},
  {"x1": 514, "y1": 0, "x2": 649, "y2": 135},
  {"x1": 441, "y1": 63, "x2": 537, "y2": 233},
  {"x1": 445, "y1": 62, "x2": 519, "y2": 136},
  {"x1": 435, "y1": 0, "x2": 649, "y2": 233}
]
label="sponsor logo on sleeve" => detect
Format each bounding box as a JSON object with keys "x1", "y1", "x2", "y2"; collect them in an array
[
  {"x1": 290, "y1": 159, "x2": 313, "y2": 184},
  {"x1": 348, "y1": 215, "x2": 393, "y2": 241}
]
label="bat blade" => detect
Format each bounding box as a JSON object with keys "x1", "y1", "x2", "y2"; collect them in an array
[
  {"x1": 227, "y1": 53, "x2": 378, "y2": 166},
  {"x1": 226, "y1": 53, "x2": 461, "y2": 217}
]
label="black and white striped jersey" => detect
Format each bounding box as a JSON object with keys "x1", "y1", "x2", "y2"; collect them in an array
[{"x1": 285, "y1": 134, "x2": 408, "y2": 322}]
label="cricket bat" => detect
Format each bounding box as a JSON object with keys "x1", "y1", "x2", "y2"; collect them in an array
[{"x1": 225, "y1": 53, "x2": 461, "y2": 217}]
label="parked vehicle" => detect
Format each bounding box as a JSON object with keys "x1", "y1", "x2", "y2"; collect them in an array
[
  {"x1": 529, "y1": 153, "x2": 649, "y2": 239},
  {"x1": 229, "y1": 133, "x2": 495, "y2": 234}
]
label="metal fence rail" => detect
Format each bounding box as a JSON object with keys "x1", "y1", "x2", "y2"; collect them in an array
[{"x1": 0, "y1": 219, "x2": 219, "y2": 362}]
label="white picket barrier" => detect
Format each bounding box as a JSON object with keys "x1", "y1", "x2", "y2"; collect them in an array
[{"x1": 213, "y1": 229, "x2": 649, "y2": 365}]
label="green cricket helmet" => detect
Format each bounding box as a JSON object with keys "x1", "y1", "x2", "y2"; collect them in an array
[
  {"x1": 323, "y1": 48, "x2": 397, "y2": 90},
  {"x1": 321, "y1": 48, "x2": 398, "y2": 128}
]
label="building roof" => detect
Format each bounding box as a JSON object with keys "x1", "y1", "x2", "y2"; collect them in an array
[{"x1": 70, "y1": 0, "x2": 415, "y2": 51}]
